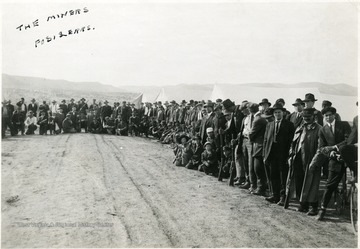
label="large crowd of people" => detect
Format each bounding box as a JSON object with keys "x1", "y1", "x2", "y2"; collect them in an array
[{"x1": 1, "y1": 93, "x2": 358, "y2": 221}]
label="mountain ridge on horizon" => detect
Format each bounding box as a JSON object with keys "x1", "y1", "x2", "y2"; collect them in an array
[{"x1": 2, "y1": 73, "x2": 357, "y2": 97}]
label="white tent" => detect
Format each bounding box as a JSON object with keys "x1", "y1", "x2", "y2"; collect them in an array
[
  {"x1": 210, "y1": 84, "x2": 225, "y2": 101},
  {"x1": 154, "y1": 88, "x2": 168, "y2": 102}
]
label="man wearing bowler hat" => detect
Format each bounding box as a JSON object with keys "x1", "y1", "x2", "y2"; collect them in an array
[
  {"x1": 263, "y1": 103, "x2": 295, "y2": 205},
  {"x1": 302, "y1": 93, "x2": 323, "y2": 126},
  {"x1": 317, "y1": 106, "x2": 351, "y2": 221},
  {"x1": 287, "y1": 98, "x2": 305, "y2": 128}
]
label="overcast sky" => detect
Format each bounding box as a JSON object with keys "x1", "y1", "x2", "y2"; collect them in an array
[{"x1": 2, "y1": 1, "x2": 358, "y2": 87}]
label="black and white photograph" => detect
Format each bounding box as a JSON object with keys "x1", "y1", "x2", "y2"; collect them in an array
[{"x1": 1, "y1": 0, "x2": 358, "y2": 247}]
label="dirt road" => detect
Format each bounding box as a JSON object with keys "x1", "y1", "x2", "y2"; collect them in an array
[{"x1": 1, "y1": 134, "x2": 357, "y2": 248}]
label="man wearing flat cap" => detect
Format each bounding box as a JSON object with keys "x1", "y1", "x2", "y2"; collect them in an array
[
  {"x1": 287, "y1": 98, "x2": 305, "y2": 128},
  {"x1": 321, "y1": 100, "x2": 341, "y2": 123},
  {"x1": 316, "y1": 106, "x2": 351, "y2": 221},
  {"x1": 287, "y1": 108, "x2": 322, "y2": 215},
  {"x1": 302, "y1": 93, "x2": 323, "y2": 126},
  {"x1": 263, "y1": 103, "x2": 295, "y2": 205}
]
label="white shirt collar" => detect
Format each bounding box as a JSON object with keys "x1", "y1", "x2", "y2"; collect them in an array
[{"x1": 327, "y1": 120, "x2": 335, "y2": 127}]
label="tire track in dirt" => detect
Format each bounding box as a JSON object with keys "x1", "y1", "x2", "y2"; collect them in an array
[
  {"x1": 107, "y1": 138, "x2": 223, "y2": 246},
  {"x1": 92, "y1": 134, "x2": 132, "y2": 245},
  {"x1": 100, "y1": 135, "x2": 176, "y2": 247}
]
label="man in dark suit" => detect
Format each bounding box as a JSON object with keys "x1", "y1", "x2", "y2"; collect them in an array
[
  {"x1": 224, "y1": 100, "x2": 249, "y2": 186},
  {"x1": 199, "y1": 102, "x2": 216, "y2": 144},
  {"x1": 321, "y1": 100, "x2": 341, "y2": 122},
  {"x1": 339, "y1": 103, "x2": 358, "y2": 179},
  {"x1": 249, "y1": 103, "x2": 268, "y2": 196},
  {"x1": 317, "y1": 106, "x2": 351, "y2": 220},
  {"x1": 100, "y1": 100, "x2": 113, "y2": 123},
  {"x1": 67, "y1": 98, "x2": 77, "y2": 112},
  {"x1": 259, "y1": 98, "x2": 271, "y2": 114},
  {"x1": 302, "y1": 93, "x2": 323, "y2": 126},
  {"x1": 59, "y1": 100, "x2": 68, "y2": 116},
  {"x1": 287, "y1": 98, "x2": 304, "y2": 128},
  {"x1": 120, "y1": 101, "x2": 131, "y2": 124},
  {"x1": 263, "y1": 103, "x2": 295, "y2": 205},
  {"x1": 2, "y1": 100, "x2": 15, "y2": 138},
  {"x1": 28, "y1": 98, "x2": 38, "y2": 117}
]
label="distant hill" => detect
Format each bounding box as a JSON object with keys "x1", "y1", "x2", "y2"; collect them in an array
[
  {"x1": 2, "y1": 74, "x2": 137, "y2": 103},
  {"x1": 116, "y1": 82, "x2": 357, "y2": 97},
  {"x1": 2, "y1": 74, "x2": 122, "y2": 93}
]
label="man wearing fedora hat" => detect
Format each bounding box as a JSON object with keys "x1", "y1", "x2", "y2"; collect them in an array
[
  {"x1": 287, "y1": 98, "x2": 305, "y2": 128},
  {"x1": 259, "y1": 98, "x2": 271, "y2": 114},
  {"x1": 316, "y1": 106, "x2": 351, "y2": 221},
  {"x1": 67, "y1": 98, "x2": 77, "y2": 113},
  {"x1": 199, "y1": 101, "x2": 216, "y2": 144},
  {"x1": 101, "y1": 100, "x2": 112, "y2": 124},
  {"x1": 302, "y1": 93, "x2": 323, "y2": 126},
  {"x1": 28, "y1": 98, "x2": 38, "y2": 118},
  {"x1": 59, "y1": 100, "x2": 68, "y2": 116},
  {"x1": 287, "y1": 108, "x2": 322, "y2": 215},
  {"x1": 49, "y1": 100, "x2": 59, "y2": 116},
  {"x1": 263, "y1": 103, "x2": 295, "y2": 205}
]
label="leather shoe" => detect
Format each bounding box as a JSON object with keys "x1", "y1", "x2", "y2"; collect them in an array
[
  {"x1": 317, "y1": 209, "x2": 326, "y2": 221},
  {"x1": 248, "y1": 187, "x2": 256, "y2": 194},
  {"x1": 234, "y1": 180, "x2": 243, "y2": 186},
  {"x1": 297, "y1": 203, "x2": 309, "y2": 213},
  {"x1": 307, "y1": 207, "x2": 319, "y2": 216},
  {"x1": 277, "y1": 197, "x2": 285, "y2": 206},
  {"x1": 239, "y1": 182, "x2": 250, "y2": 189},
  {"x1": 252, "y1": 189, "x2": 266, "y2": 196},
  {"x1": 265, "y1": 196, "x2": 280, "y2": 203}
]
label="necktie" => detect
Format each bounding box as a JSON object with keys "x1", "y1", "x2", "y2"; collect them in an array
[
  {"x1": 275, "y1": 121, "x2": 280, "y2": 134},
  {"x1": 273, "y1": 120, "x2": 280, "y2": 143},
  {"x1": 329, "y1": 124, "x2": 334, "y2": 134}
]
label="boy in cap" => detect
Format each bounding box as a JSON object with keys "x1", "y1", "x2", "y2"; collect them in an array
[
  {"x1": 185, "y1": 134, "x2": 203, "y2": 170},
  {"x1": 199, "y1": 141, "x2": 218, "y2": 175},
  {"x1": 220, "y1": 145, "x2": 232, "y2": 178}
]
